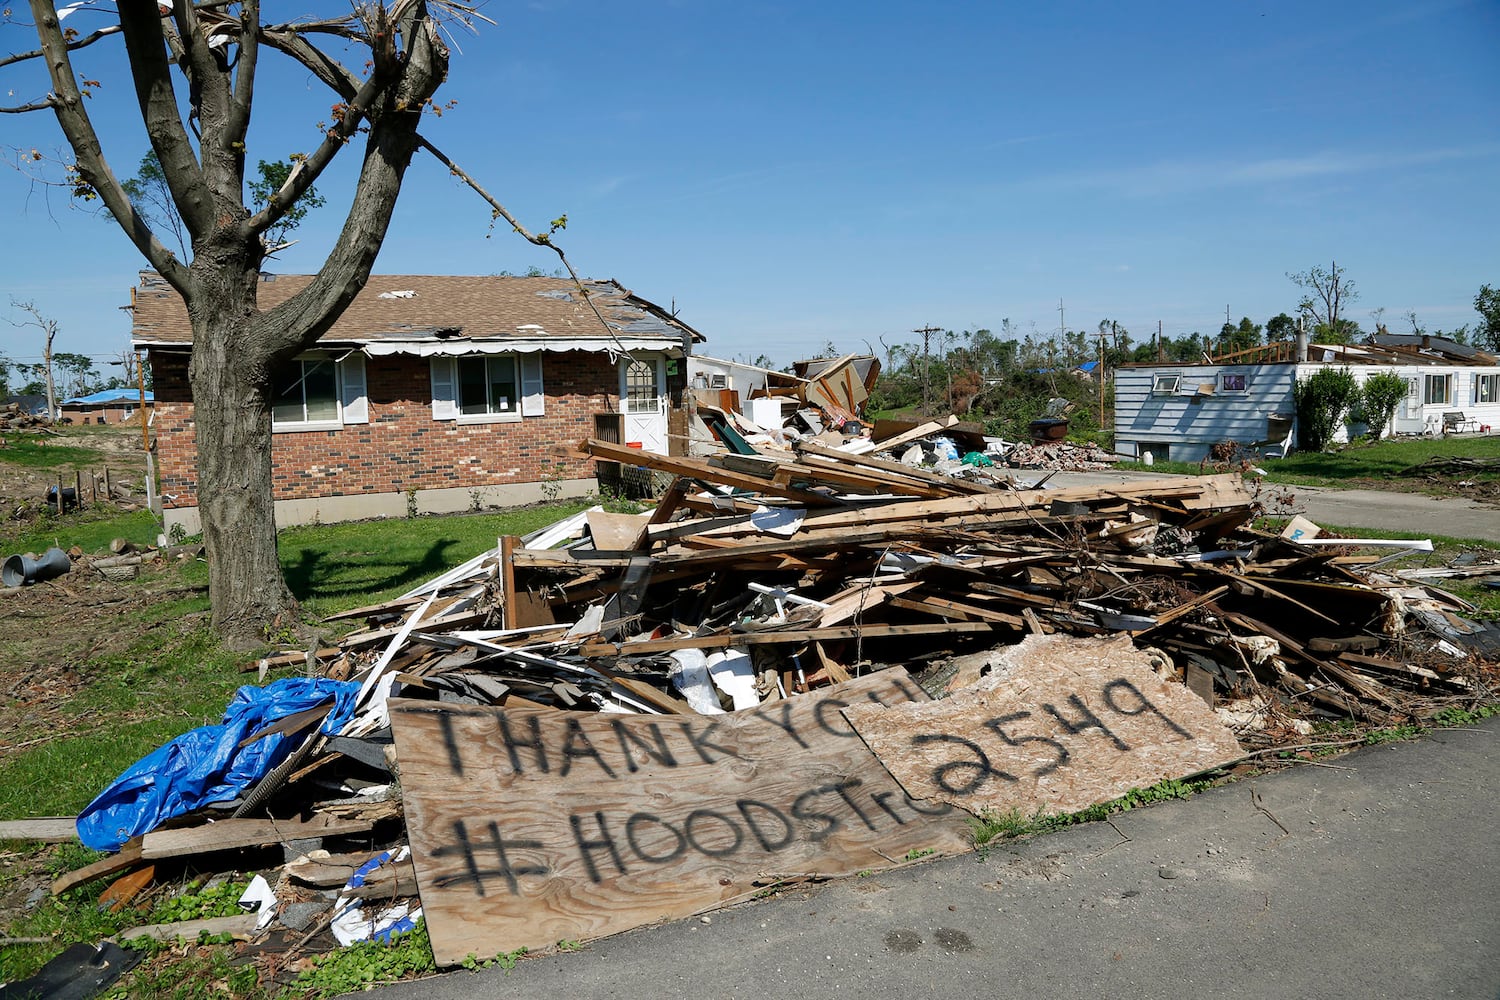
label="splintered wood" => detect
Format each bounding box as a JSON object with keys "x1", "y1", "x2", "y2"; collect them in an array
[
  {"x1": 844, "y1": 635, "x2": 1243, "y2": 817},
  {"x1": 62, "y1": 415, "x2": 1497, "y2": 968},
  {"x1": 390, "y1": 672, "x2": 970, "y2": 964}
]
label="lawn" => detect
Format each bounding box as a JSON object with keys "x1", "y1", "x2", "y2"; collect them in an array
[
  {"x1": 0, "y1": 436, "x2": 109, "y2": 469},
  {"x1": 1122, "y1": 434, "x2": 1500, "y2": 491},
  {"x1": 0, "y1": 500, "x2": 593, "y2": 822}
]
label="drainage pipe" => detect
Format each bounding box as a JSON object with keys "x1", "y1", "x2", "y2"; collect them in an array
[{"x1": 1, "y1": 547, "x2": 72, "y2": 587}]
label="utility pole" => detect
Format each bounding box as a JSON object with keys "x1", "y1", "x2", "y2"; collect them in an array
[
  {"x1": 943, "y1": 330, "x2": 956, "y2": 412},
  {"x1": 914, "y1": 324, "x2": 941, "y2": 415},
  {"x1": 1058, "y1": 299, "x2": 1065, "y2": 339},
  {"x1": 1097, "y1": 329, "x2": 1105, "y2": 437}
]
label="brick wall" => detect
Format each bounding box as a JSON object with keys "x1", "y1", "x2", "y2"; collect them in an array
[{"x1": 150, "y1": 350, "x2": 618, "y2": 509}]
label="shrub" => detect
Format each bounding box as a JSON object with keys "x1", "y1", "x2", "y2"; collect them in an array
[
  {"x1": 1294, "y1": 367, "x2": 1359, "y2": 452},
  {"x1": 1359, "y1": 371, "x2": 1408, "y2": 441}
]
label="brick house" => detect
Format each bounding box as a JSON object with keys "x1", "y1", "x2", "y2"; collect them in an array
[
  {"x1": 130, "y1": 271, "x2": 704, "y2": 535},
  {"x1": 59, "y1": 387, "x2": 154, "y2": 425}
]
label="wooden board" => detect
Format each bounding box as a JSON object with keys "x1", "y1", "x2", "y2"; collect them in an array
[
  {"x1": 139, "y1": 813, "x2": 382, "y2": 860},
  {"x1": 53, "y1": 841, "x2": 143, "y2": 895},
  {"x1": 0, "y1": 817, "x2": 79, "y2": 842},
  {"x1": 390, "y1": 671, "x2": 971, "y2": 965},
  {"x1": 844, "y1": 635, "x2": 1242, "y2": 818}
]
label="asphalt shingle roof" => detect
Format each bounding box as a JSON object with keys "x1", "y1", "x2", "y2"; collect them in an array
[{"x1": 130, "y1": 272, "x2": 705, "y2": 346}]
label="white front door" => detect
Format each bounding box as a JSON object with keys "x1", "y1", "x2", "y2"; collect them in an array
[{"x1": 620, "y1": 355, "x2": 668, "y2": 454}]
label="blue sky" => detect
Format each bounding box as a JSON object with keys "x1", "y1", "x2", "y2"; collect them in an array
[{"x1": 3, "y1": 1, "x2": 1498, "y2": 371}]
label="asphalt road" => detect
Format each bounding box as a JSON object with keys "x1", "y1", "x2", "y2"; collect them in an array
[
  {"x1": 1028, "y1": 470, "x2": 1500, "y2": 545},
  {"x1": 366, "y1": 717, "x2": 1500, "y2": 1000}
]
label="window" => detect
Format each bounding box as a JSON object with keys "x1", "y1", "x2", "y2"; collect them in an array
[
  {"x1": 458, "y1": 355, "x2": 518, "y2": 417},
  {"x1": 271, "y1": 354, "x2": 367, "y2": 430},
  {"x1": 1151, "y1": 373, "x2": 1181, "y2": 395},
  {"x1": 1219, "y1": 373, "x2": 1248, "y2": 392},
  {"x1": 1423, "y1": 373, "x2": 1451, "y2": 405},
  {"x1": 430, "y1": 354, "x2": 544, "y2": 422},
  {"x1": 1475, "y1": 373, "x2": 1498, "y2": 404},
  {"x1": 624, "y1": 358, "x2": 661, "y2": 413},
  {"x1": 709, "y1": 373, "x2": 728, "y2": 389}
]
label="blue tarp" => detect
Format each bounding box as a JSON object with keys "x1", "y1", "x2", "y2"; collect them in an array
[{"x1": 76, "y1": 678, "x2": 361, "y2": 852}]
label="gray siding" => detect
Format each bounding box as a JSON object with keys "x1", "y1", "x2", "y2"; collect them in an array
[
  {"x1": 1117, "y1": 361, "x2": 1500, "y2": 459},
  {"x1": 1115, "y1": 365, "x2": 1296, "y2": 462}
]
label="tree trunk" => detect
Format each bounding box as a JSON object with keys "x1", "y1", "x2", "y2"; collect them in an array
[
  {"x1": 188, "y1": 272, "x2": 293, "y2": 647},
  {"x1": 43, "y1": 326, "x2": 58, "y2": 421}
]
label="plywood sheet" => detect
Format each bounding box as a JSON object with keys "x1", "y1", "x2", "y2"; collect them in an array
[
  {"x1": 844, "y1": 635, "x2": 1242, "y2": 819},
  {"x1": 391, "y1": 671, "x2": 970, "y2": 965}
]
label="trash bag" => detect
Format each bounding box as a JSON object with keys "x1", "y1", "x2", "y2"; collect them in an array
[
  {"x1": 930, "y1": 436, "x2": 960, "y2": 462},
  {"x1": 76, "y1": 678, "x2": 361, "y2": 852},
  {"x1": 960, "y1": 451, "x2": 995, "y2": 467}
]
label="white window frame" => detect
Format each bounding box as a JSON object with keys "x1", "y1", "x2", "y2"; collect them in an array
[
  {"x1": 1474, "y1": 373, "x2": 1498, "y2": 405},
  {"x1": 1151, "y1": 373, "x2": 1181, "y2": 395},
  {"x1": 430, "y1": 353, "x2": 544, "y2": 424},
  {"x1": 271, "y1": 352, "x2": 367, "y2": 433},
  {"x1": 623, "y1": 357, "x2": 664, "y2": 413},
  {"x1": 1218, "y1": 372, "x2": 1248, "y2": 393},
  {"x1": 1423, "y1": 373, "x2": 1451, "y2": 406},
  {"x1": 457, "y1": 354, "x2": 522, "y2": 422}
]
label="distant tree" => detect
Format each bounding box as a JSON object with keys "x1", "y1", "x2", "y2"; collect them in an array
[
  {"x1": 120, "y1": 152, "x2": 328, "y2": 259},
  {"x1": 247, "y1": 158, "x2": 327, "y2": 253},
  {"x1": 1218, "y1": 317, "x2": 1261, "y2": 353},
  {"x1": 6, "y1": 299, "x2": 60, "y2": 418},
  {"x1": 52, "y1": 352, "x2": 101, "y2": 398},
  {"x1": 1289, "y1": 261, "x2": 1359, "y2": 343},
  {"x1": 1265, "y1": 312, "x2": 1298, "y2": 344},
  {"x1": 0, "y1": 352, "x2": 10, "y2": 396},
  {"x1": 118, "y1": 151, "x2": 189, "y2": 258},
  {"x1": 16, "y1": 369, "x2": 49, "y2": 397},
  {"x1": 1475, "y1": 284, "x2": 1500, "y2": 352},
  {"x1": 1359, "y1": 372, "x2": 1408, "y2": 441}
]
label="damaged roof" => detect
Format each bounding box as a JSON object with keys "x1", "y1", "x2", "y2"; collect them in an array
[{"x1": 129, "y1": 271, "x2": 707, "y2": 348}]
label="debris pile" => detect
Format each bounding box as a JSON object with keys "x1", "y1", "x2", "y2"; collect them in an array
[
  {"x1": 38, "y1": 433, "x2": 1498, "y2": 969},
  {"x1": 1, "y1": 401, "x2": 53, "y2": 431},
  {"x1": 993, "y1": 438, "x2": 1119, "y2": 471},
  {"x1": 692, "y1": 355, "x2": 1124, "y2": 480}
]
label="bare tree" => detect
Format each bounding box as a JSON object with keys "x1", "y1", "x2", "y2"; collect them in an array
[
  {"x1": 6, "y1": 299, "x2": 60, "y2": 419},
  {"x1": 1288, "y1": 260, "x2": 1360, "y2": 343},
  {"x1": 4, "y1": 2, "x2": 459, "y2": 645}
]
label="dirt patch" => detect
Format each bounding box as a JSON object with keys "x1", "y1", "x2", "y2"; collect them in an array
[
  {"x1": 0, "y1": 570, "x2": 207, "y2": 770},
  {"x1": 0, "y1": 426, "x2": 151, "y2": 534}
]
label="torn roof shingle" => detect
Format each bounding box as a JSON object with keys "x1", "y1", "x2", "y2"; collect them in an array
[{"x1": 129, "y1": 272, "x2": 706, "y2": 347}]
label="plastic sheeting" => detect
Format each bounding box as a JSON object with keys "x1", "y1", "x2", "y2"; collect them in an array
[{"x1": 76, "y1": 678, "x2": 361, "y2": 852}]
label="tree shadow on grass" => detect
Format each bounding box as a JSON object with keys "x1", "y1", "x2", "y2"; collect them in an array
[{"x1": 282, "y1": 537, "x2": 466, "y2": 605}]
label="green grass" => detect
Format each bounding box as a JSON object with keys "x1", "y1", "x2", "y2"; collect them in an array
[
  {"x1": 0, "y1": 499, "x2": 597, "y2": 994},
  {"x1": 968, "y1": 775, "x2": 1219, "y2": 851},
  {"x1": 0, "y1": 436, "x2": 109, "y2": 469},
  {"x1": 278, "y1": 501, "x2": 591, "y2": 618},
  {"x1": 0, "y1": 501, "x2": 594, "y2": 823},
  {"x1": 1121, "y1": 435, "x2": 1500, "y2": 490},
  {"x1": 1260, "y1": 435, "x2": 1500, "y2": 488},
  {"x1": 2, "y1": 507, "x2": 162, "y2": 554}
]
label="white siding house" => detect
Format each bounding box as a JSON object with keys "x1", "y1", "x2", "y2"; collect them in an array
[
  {"x1": 1115, "y1": 364, "x2": 1297, "y2": 463},
  {"x1": 1116, "y1": 339, "x2": 1500, "y2": 462}
]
